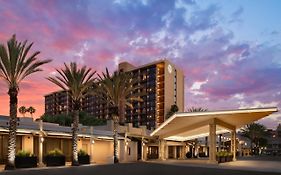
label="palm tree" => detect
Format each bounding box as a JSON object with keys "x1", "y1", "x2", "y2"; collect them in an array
[
  {"x1": 18, "y1": 106, "x2": 27, "y2": 117},
  {"x1": 91, "y1": 68, "x2": 143, "y2": 163},
  {"x1": 188, "y1": 107, "x2": 208, "y2": 112},
  {"x1": 166, "y1": 104, "x2": 179, "y2": 118},
  {"x1": 47, "y1": 62, "x2": 96, "y2": 166},
  {"x1": 27, "y1": 106, "x2": 36, "y2": 118},
  {"x1": 241, "y1": 122, "x2": 268, "y2": 155},
  {"x1": 0, "y1": 34, "x2": 51, "y2": 170}
]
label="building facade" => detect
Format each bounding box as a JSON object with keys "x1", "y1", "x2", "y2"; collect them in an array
[{"x1": 45, "y1": 60, "x2": 184, "y2": 129}]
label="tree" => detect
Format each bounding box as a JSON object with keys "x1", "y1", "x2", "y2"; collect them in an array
[
  {"x1": 166, "y1": 104, "x2": 179, "y2": 118},
  {"x1": 0, "y1": 35, "x2": 51, "y2": 170},
  {"x1": 27, "y1": 106, "x2": 36, "y2": 117},
  {"x1": 47, "y1": 62, "x2": 96, "y2": 166},
  {"x1": 41, "y1": 112, "x2": 106, "y2": 127},
  {"x1": 241, "y1": 122, "x2": 268, "y2": 155},
  {"x1": 18, "y1": 106, "x2": 27, "y2": 117},
  {"x1": 188, "y1": 107, "x2": 208, "y2": 112},
  {"x1": 91, "y1": 68, "x2": 143, "y2": 163}
]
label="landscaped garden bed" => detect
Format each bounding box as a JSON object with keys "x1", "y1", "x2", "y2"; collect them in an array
[
  {"x1": 78, "y1": 149, "x2": 90, "y2": 165},
  {"x1": 216, "y1": 151, "x2": 233, "y2": 163},
  {"x1": 15, "y1": 150, "x2": 37, "y2": 168},
  {"x1": 44, "y1": 149, "x2": 65, "y2": 166}
]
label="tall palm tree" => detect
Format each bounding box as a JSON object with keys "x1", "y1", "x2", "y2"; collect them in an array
[
  {"x1": 18, "y1": 106, "x2": 27, "y2": 117},
  {"x1": 188, "y1": 107, "x2": 208, "y2": 112},
  {"x1": 241, "y1": 122, "x2": 268, "y2": 155},
  {"x1": 47, "y1": 62, "x2": 96, "y2": 166},
  {"x1": 91, "y1": 68, "x2": 143, "y2": 163},
  {"x1": 0, "y1": 34, "x2": 51, "y2": 170},
  {"x1": 27, "y1": 106, "x2": 36, "y2": 118}
]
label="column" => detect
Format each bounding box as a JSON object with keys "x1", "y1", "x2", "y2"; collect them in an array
[
  {"x1": 141, "y1": 137, "x2": 145, "y2": 161},
  {"x1": 173, "y1": 146, "x2": 177, "y2": 159},
  {"x1": 231, "y1": 130, "x2": 237, "y2": 161},
  {"x1": 124, "y1": 133, "x2": 127, "y2": 162},
  {"x1": 158, "y1": 139, "x2": 165, "y2": 160},
  {"x1": 218, "y1": 134, "x2": 222, "y2": 152},
  {"x1": 90, "y1": 126, "x2": 94, "y2": 164},
  {"x1": 209, "y1": 123, "x2": 217, "y2": 163},
  {"x1": 38, "y1": 119, "x2": 44, "y2": 167}
]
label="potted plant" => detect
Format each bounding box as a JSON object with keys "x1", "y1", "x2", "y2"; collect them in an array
[
  {"x1": 15, "y1": 150, "x2": 37, "y2": 168},
  {"x1": 78, "y1": 149, "x2": 90, "y2": 165},
  {"x1": 45, "y1": 148, "x2": 65, "y2": 166}
]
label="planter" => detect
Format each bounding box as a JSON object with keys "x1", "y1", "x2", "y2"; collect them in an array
[
  {"x1": 15, "y1": 156, "x2": 37, "y2": 168},
  {"x1": 226, "y1": 155, "x2": 233, "y2": 162},
  {"x1": 45, "y1": 156, "x2": 65, "y2": 166},
  {"x1": 78, "y1": 155, "x2": 90, "y2": 164},
  {"x1": 216, "y1": 156, "x2": 226, "y2": 163}
]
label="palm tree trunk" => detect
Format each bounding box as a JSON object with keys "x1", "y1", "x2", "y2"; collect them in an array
[
  {"x1": 113, "y1": 115, "x2": 119, "y2": 163},
  {"x1": 119, "y1": 100, "x2": 125, "y2": 124},
  {"x1": 5, "y1": 88, "x2": 18, "y2": 170},
  {"x1": 71, "y1": 109, "x2": 79, "y2": 166}
]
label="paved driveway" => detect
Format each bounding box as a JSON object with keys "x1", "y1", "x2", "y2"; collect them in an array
[{"x1": 1, "y1": 162, "x2": 281, "y2": 175}]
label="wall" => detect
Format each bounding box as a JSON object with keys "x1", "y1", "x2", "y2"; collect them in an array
[
  {"x1": 22, "y1": 135, "x2": 34, "y2": 154},
  {"x1": 92, "y1": 140, "x2": 114, "y2": 164},
  {"x1": 119, "y1": 140, "x2": 138, "y2": 162}
]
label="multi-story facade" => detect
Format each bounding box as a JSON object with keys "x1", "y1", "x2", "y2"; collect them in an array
[
  {"x1": 45, "y1": 90, "x2": 73, "y2": 115},
  {"x1": 45, "y1": 59, "x2": 184, "y2": 129},
  {"x1": 265, "y1": 124, "x2": 281, "y2": 155}
]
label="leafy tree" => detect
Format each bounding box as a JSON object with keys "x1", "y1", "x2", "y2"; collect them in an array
[
  {"x1": 18, "y1": 106, "x2": 27, "y2": 117},
  {"x1": 91, "y1": 68, "x2": 143, "y2": 163},
  {"x1": 0, "y1": 35, "x2": 51, "y2": 170},
  {"x1": 166, "y1": 104, "x2": 179, "y2": 118},
  {"x1": 241, "y1": 122, "x2": 268, "y2": 155},
  {"x1": 41, "y1": 112, "x2": 106, "y2": 127},
  {"x1": 47, "y1": 62, "x2": 96, "y2": 166},
  {"x1": 27, "y1": 106, "x2": 35, "y2": 117},
  {"x1": 188, "y1": 107, "x2": 208, "y2": 112}
]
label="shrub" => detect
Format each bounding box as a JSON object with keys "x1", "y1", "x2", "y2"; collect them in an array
[
  {"x1": 16, "y1": 150, "x2": 34, "y2": 157},
  {"x1": 78, "y1": 149, "x2": 89, "y2": 156},
  {"x1": 47, "y1": 148, "x2": 64, "y2": 156}
]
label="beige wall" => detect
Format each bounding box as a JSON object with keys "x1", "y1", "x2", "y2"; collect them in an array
[
  {"x1": 163, "y1": 60, "x2": 185, "y2": 120},
  {"x1": 22, "y1": 135, "x2": 34, "y2": 154},
  {"x1": 119, "y1": 140, "x2": 138, "y2": 162},
  {"x1": 176, "y1": 69, "x2": 184, "y2": 112},
  {"x1": 92, "y1": 140, "x2": 114, "y2": 164}
]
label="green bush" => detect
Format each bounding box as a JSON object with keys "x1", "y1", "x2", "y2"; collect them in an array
[
  {"x1": 216, "y1": 151, "x2": 231, "y2": 157},
  {"x1": 78, "y1": 149, "x2": 89, "y2": 156},
  {"x1": 47, "y1": 148, "x2": 64, "y2": 156},
  {"x1": 16, "y1": 150, "x2": 33, "y2": 157}
]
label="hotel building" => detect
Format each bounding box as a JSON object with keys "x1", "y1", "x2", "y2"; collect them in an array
[{"x1": 45, "y1": 60, "x2": 185, "y2": 129}]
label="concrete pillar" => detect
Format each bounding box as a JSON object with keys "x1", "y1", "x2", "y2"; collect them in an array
[
  {"x1": 231, "y1": 131, "x2": 237, "y2": 161},
  {"x1": 124, "y1": 133, "x2": 128, "y2": 162},
  {"x1": 141, "y1": 137, "x2": 144, "y2": 161},
  {"x1": 173, "y1": 146, "x2": 177, "y2": 159},
  {"x1": 158, "y1": 139, "x2": 165, "y2": 160},
  {"x1": 218, "y1": 134, "x2": 222, "y2": 152},
  {"x1": 209, "y1": 123, "x2": 217, "y2": 163},
  {"x1": 90, "y1": 126, "x2": 94, "y2": 163},
  {"x1": 38, "y1": 119, "x2": 44, "y2": 167}
]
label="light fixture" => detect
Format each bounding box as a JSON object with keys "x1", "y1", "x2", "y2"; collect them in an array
[
  {"x1": 40, "y1": 137, "x2": 44, "y2": 143},
  {"x1": 91, "y1": 139, "x2": 95, "y2": 144}
]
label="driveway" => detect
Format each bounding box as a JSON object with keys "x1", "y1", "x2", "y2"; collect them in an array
[{"x1": 1, "y1": 162, "x2": 280, "y2": 175}]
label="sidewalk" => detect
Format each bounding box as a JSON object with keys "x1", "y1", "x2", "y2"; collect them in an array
[{"x1": 148, "y1": 159, "x2": 281, "y2": 173}]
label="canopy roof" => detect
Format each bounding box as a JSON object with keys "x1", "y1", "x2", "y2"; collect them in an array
[{"x1": 151, "y1": 107, "x2": 278, "y2": 141}]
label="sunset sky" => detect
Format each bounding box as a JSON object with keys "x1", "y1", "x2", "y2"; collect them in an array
[{"x1": 0, "y1": 0, "x2": 280, "y2": 129}]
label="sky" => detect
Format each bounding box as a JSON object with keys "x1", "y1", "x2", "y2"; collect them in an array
[{"x1": 0, "y1": 0, "x2": 280, "y2": 129}]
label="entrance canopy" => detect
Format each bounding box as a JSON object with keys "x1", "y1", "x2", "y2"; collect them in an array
[{"x1": 151, "y1": 107, "x2": 278, "y2": 141}]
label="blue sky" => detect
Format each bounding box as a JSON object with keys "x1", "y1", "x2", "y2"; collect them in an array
[{"x1": 0, "y1": 0, "x2": 280, "y2": 128}]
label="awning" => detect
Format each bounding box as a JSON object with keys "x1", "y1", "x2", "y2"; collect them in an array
[{"x1": 151, "y1": 107, "x2": 278, "y2": 141}]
